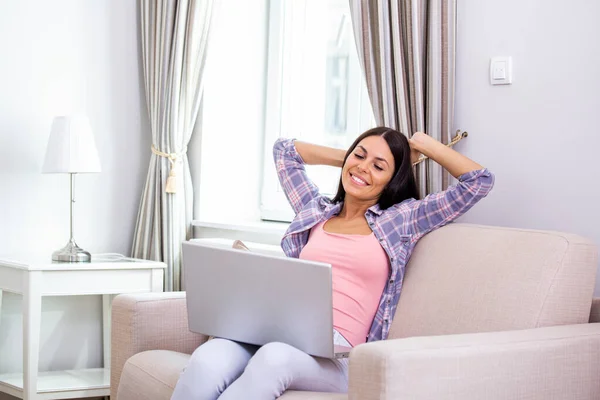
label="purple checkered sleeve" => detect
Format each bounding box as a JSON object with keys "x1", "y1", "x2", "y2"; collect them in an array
[
  {"x1": 273, "y1": 138, "x2": 320, "y2": 215},
  {"x1": 409, "y1": 169, "x2": 495, "y2": 238}
]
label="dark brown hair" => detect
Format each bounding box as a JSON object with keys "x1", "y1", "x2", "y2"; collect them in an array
[{"x1": 331, "y1": 127, "x2": 420, "y2": 209}]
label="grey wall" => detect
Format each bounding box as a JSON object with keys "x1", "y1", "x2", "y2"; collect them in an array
[
  {"x1": 0, "y1": 1, "x2": 148, "y2": 398},
  {"x1": 454, "y1": 0, "x2": 600, "y2": 294}
]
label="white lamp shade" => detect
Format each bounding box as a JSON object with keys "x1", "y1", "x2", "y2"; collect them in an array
[{"x1": 42, "y1": 116, "x2": 101, "y2": 173}]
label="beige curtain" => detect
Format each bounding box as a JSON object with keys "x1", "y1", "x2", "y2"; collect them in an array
[
  {"x1": 132, "y1": 0, "x2": 214, "y2": 291},
  {"x1": 349, "y1": 0, "x2": 456, "y2": 194}
]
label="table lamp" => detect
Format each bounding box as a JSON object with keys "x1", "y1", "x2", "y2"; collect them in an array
[{"x1": 42, "y1": 115, "x2": 101, "y2": 262}]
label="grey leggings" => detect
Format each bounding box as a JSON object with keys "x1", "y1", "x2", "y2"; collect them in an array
[{"x1": 170, "y1": 330, "x2": 351, "y2": 400}]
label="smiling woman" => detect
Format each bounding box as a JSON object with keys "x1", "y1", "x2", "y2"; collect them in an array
[
  {"x1": 289, "y1": 127, "x2": 420, "y2": 237},
  {"x1": 172, "y1": 127, "x2": 494, "y2": 398},
  {"x1": 273, "y1": 126, "x2": 493, "y2": 344},
  {"x1": 343, "y1": 136, "x2": 396, "y2": 199},
  {"x1": 331, "y1": 127, "x2": 419, "y2": 211}
]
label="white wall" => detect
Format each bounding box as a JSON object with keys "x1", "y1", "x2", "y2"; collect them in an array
[
  {"x1": 0, "y1": 0, "x2": 148, "y2": 396},
  {"x1": 454, "y1": 0, "x2": 600, "y2": 294}
]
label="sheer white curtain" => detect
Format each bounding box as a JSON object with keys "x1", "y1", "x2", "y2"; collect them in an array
[
  {"x1": 132, "y1": 0, "x2": 214, "y2": 291},
  {"x1": 349, "y1": 0, "x2": 456, "y2": 194}
]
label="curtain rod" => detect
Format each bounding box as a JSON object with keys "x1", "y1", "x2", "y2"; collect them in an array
[{"x1": 412, "y1": 130, "x2": 468, "y2": 166}]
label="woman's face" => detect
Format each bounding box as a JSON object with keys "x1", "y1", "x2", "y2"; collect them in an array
[{"x1": 341, "y1": 135, "x2": 395, "y2": 204}]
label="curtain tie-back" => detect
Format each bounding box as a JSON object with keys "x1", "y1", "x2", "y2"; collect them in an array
[{"x1": 151, "y1": 144, "x2": 188, "y2": 194}]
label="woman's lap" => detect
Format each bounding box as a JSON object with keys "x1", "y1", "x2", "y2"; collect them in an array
[
  {"x1": 170, "y1": 338, "x2": 258, "y2": 399},
  {"x1": 171, "y1": 331, "x2": 351, "y2": 400}
]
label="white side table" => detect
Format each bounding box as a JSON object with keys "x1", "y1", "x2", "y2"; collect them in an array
[{"x1": 0, "y1": 254, "x2": 166, "y2": 400}]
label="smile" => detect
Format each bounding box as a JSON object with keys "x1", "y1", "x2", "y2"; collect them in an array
[{"x1": 350, "y1": 173, "x2": 369, "y2": 186}]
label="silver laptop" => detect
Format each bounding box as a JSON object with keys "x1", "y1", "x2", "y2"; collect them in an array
[{"x1": 182, "y1": 241, "x2": 352, "y2": 359}]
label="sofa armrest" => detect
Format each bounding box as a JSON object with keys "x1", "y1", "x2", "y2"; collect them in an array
[
  {"x1": 590, "y1": 297, "x2": 600, "y2": 323},
  {"x1": 348, "y1": 323, "x2": 600, "y2": 400},
  {"x1": 110, "y1": 292, "x2": 207, "y2": 399}
]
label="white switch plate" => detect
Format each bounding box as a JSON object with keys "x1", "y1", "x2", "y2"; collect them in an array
[{"x1": 490, "y1": 56, "x2": 512, "y2": 85}]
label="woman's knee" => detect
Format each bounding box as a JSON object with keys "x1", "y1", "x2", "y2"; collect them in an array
[
  {"x1": 187, "y1": 338, "x2": 251, "y2": 378},
  {"x1": 172, "y1": 339, "x2": 255, "y2": 399},
  {"x1": 246, "y1": 342, "x2": 298, "y2": 374}
]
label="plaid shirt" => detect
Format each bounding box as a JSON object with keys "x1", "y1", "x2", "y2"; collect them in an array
[{"x1": 274, "y1": 138, "x2": 495, "y2": 342}]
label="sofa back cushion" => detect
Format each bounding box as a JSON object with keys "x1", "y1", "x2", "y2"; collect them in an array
[{"x1": 389, "y1": 224, "x2": 598, "y2": 339}]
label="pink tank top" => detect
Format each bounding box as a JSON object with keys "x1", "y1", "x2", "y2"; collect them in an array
[{"x1": 299, "y1": 220, "x2": 389, "y2": 346}]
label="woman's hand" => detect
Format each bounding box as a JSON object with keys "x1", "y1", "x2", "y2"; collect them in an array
[{"x1": 409, "y1": 132, "x2": 427, "y2": 164}]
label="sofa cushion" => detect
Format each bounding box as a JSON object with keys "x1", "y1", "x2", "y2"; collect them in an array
[
  {"x1": 117, "y1": 349, "x2": 347, "y2": 400},
  {"x1": 390, "y1": 224, "x2": 598, "y2": 339},
  {"x1": 117, "y1": 350, "x2": 189, "y2": 400}
]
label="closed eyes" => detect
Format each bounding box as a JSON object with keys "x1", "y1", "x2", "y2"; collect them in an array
[{"x1": 354, "y1": 153, "x2": 384, "y2": 171}]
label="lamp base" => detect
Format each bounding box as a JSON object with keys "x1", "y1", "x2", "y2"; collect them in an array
[{"x1": 52, "y1": 239, "x2": 91, "y2": 263}]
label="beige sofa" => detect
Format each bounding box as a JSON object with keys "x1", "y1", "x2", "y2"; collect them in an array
[{"x1": 111, "y1": 223, "x2": 600, "y2": 399}]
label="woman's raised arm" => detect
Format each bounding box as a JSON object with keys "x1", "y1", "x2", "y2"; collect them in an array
[
  {"x1": 409, "y1": 132, "x2": 483, "y2": 178},
  {"x1": 274, "y1": 139, "x2": 345, "y2": 215},
  {"x1": 293, "y1": 141, "x2": 346, "y2": 167}
]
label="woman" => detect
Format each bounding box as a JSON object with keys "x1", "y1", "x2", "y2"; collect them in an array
[{"x1": 172, "y1": 127, "x2": 494, "y2": 399}]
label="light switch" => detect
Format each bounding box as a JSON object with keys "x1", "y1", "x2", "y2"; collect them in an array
[
  {"x1": 490, "y1": 56, "x2": 512, "y2": 85},
  {"x1": 492, "y1": 62, "x2": 506, "y2": 79}
]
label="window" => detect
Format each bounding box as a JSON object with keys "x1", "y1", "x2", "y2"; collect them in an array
[{"x1": 260, "y1": 0, "x2": 375, "y2": 222}]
